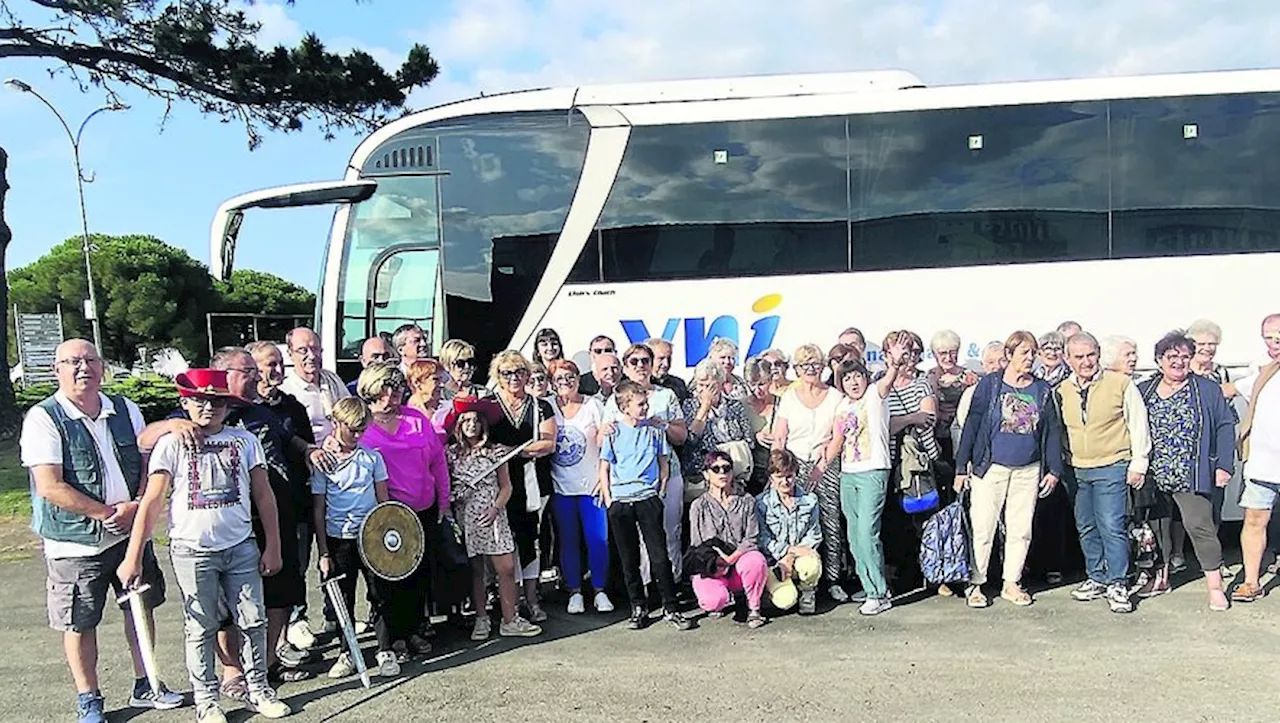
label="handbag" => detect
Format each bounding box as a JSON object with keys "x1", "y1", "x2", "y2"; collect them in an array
[
  {"x1": 436, "y1": 516, "x2": 470, "y2": 571},
  {"x1": 523, "y1": 400, "x2": 543, "y2": 513},
  {"x1": 899, "y1": 434, "x2": 940, "y2": 515},
  {"x1": 716, "y1": 439, "x2": 754, "y2": 480}
]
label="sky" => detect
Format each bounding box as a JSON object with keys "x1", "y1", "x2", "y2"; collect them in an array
[{"x1": 3, "y1": 0, "x2": 1280, "y2": 289}]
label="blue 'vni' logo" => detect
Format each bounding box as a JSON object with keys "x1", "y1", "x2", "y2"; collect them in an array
[{"x1": 619, "y1": 294, "x2": 783, "y2": 367}]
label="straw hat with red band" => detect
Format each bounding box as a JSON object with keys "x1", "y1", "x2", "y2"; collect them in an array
[
  {"x1": 443, "y1": 395, "x2": 503, "y2": 433},
  {"x1": 175, "y1": 368, "x2": 251, "y2": 406}
]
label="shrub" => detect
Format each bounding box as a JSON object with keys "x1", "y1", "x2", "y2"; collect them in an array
[{"x1": 17, "y1": 376, "x2": 180, "y2": 423}]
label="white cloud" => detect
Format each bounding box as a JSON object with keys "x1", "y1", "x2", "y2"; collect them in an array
[
  {"x1": 238, "y1": 1, "x2": 303, "y2": 48},
  {"x1": 404, "y1": 0, "x2": 1280, "y2": 109}
]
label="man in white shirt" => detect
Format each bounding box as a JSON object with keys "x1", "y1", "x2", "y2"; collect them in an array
[
  {"x1": 392, "y1": 324, "x2": 429, "y2": 372},
  {"x1": 278, "y1": 327, "x2": 349, "y2": 645},
  {"x1": 20, "y1": 339, "x2": 182, "y2": 722},
  {"x1": 1228, "y1": 313, "x2": 1280, "y2": 602}
]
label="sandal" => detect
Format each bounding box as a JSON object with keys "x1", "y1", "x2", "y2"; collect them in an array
[
  {"x1": 745, "y1": 610, "x2": 768, "y2": 629},
  {"x1": 966, "y1": 585, "x2": 989, "y2": 608},
  {"x1": 1000, "y1": 584, "x2": 1033, "y2": 607},
  {"x1": 268, "y1": 663, "x2": 315, "y2": 685},
  {"x1": 219, "y1": 674, "x2": 249, "y2": 704}
]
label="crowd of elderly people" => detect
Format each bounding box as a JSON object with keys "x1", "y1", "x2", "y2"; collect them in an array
[{"x1": 22, "y1": 311, "x2": 1280, "y2": 722}]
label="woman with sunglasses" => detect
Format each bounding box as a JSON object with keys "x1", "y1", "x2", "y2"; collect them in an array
[
  {"x1": 355, "y1": 362, "x2": 450, "y2": 661},
  {"x1": 547, "y1": 359, "x2": 613, "y2": 615},
  {"x1": 772, "y1": 343, "x2": 848, "y2": 602},
  {"x1": 439, "y1": 338, "x2": 488, "y2": 400},
  {"x1": 534, "y1": 328, "x2": 565, "y2": 368},
  {"x1": 489, "y1": 350, "x2": 558, "y2": 622},
  {"x1": 760, "y1": 348, "x2": 792, "y2": 396},
  {"x1": 600, "y1": 343, "x2": 689, "y2": 578},
  {"x1": 688, "y1": 450, "x2": 769, "y2": 628}
]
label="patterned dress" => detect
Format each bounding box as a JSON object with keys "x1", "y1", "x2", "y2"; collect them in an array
[
  {"x1": 447, "y1": 446, "x2": 516, "y2": 557},
  {"x1": 1148, "y1": 383, "x2": 1197, "y2": 493}
]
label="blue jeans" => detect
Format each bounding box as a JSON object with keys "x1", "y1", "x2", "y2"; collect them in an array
[
  {"x1": 1071, "y1": 462, "x2": 1130, "y2": 585},
  {"x1": 552, "y1": 493, "x2": 610, "y2": 591},
  {"x1": 170, "y1": 539, "x2": 269, "y2": 706}
]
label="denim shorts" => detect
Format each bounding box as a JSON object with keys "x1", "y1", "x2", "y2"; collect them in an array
[{"x1": 1239, "y1": 479, "x2": 1280, "y2": 510}]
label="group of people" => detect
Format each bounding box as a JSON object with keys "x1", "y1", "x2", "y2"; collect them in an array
[{"x1": 23, "y1": 312, "x2": 1280, "y2": 723}]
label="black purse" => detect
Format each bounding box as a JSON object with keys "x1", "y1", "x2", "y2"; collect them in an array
[{"x1": 436, "y1": 516, "x2": 470, "y2": 571}]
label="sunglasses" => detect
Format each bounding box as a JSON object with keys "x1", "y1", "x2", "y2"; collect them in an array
[
  {"x1": 767, "y1": 361, "x2": 789, "y2": 370},
  {"x1": 454, "y1": 358, "x2": 475, "y2": 368},
  {"x1": 591, "y1": 346, "x2": 615, "y2": 355},
  {"x1": 186, "y1": 397, "x2": 229, "y2": 410},
  {"x1": 626, "y1": 357, "x2": 652, "y2": 367},
  {"x1": 529, "y1": 374, "x2": 547, "y2": 383},
  {"x1": 709, "y1": 464, "x2": 733, "y2": 474}
]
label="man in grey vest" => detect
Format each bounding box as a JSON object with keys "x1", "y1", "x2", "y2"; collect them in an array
[{"x1": 21, "y1": 339, "x2": 183, "y2": 723}]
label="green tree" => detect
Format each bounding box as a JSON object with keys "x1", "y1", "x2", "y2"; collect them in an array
[
  {"x1": 210, "y1": 268, "x2": 316, "y2": 350},
  {"x1": 9, "y1": 234, "x2": 218, "y2": 363},
  {"x1": 0, "y1": 0, "x2": 437, "y2": 435}
]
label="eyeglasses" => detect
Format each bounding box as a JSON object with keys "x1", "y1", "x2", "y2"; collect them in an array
[
  {"x1": 552, "y1": 375, "x2": 577, "y2": 386},
  {"x1": 529, "y1": 374, "x2": 547, "y2": 383},
  {"x1": 1162, "y1": 352, "x2": 1192, "y2": 362},
  {"x1": 795, "y1": 362, "x2": 822, "y2": 373},
  {"x1": 454, "y1": 358, "x2": 475, "y2": 368},
  {"x1": 626, "y1": 357, "x2": 652, "y2": 367},
  {"x1": 56, "y1": 357, "x2": 102, "y2": 368},
  {"x1": 498, "y1": 369, "x2": 526, "y2": 379},
  {"x1": 708, "y1": 464, "x2": 733, "y2": 474},
  {"x1": 186, "y1": 397, "x2": 229, "y2": 410},
  {"x1": 590, "y1": 346, "x2": 615, "y2": 355},
  {"x1": 1042, "y1": 344, "x2": 1064, "y2": 353}
]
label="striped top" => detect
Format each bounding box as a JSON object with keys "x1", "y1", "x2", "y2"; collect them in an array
[{"x1": 885, "y1": 375, "x2": 940, "y2": 462}]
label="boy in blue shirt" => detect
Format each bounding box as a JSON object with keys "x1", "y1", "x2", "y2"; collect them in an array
[{"x1": 599, "y1": 381, "x2": 692, "y2": 631}]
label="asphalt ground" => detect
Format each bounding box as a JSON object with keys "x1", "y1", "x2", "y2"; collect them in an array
[{"x1": 2, "y1": 546, "x2": 1278, "y2": 723}]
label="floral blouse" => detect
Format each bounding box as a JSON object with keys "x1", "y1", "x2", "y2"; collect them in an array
[
  {"x1": 681, "y1": 396, "x2": 753, "y2": 476},
  {"x1": 1148, "y1": 383, "x2": 1197, "y2": 493}
]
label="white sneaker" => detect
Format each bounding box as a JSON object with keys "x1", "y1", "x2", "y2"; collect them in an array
[
  {"x1": 859, "y1": 597, "x2": 893, "y2": 616},
  {"x1": 471, "y1": 616, "x2": 492, "y2": 641},
  {"x1": 285, "y1": 620, "x2": 315, "y2": 649},
  {"x1": 566, "y1": 592, "x2": 585, "y2": 614},
  {"x1": 328, "y1": 652, "x2": 356, "y2": 679},
  {"x1": 376, "y1": 650, "x2": 400, "y2": 677},
  {"x1": 499, "y1": 616, "x2": 543, "y2": 637},
  {"x1": 593, "y1": 591, "x2": 615, "y2": 613},
  {"x1": 247, "y1": 689, "x2": 292, "y2": 719},
  {"x1": 196, "y1": 702, "x2": 228, "y2": 723},
  {"x1": 355, "y1": 620, "x2": 371, "y2": 635}
]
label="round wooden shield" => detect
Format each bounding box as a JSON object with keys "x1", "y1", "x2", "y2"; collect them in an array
[{"x1": 357, "y1": 501, "x2": 425, "y2": 581}]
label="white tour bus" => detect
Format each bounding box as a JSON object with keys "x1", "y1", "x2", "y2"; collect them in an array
[{"x1": 212, "y1": 66, "x2": 1280, "y2": 521}]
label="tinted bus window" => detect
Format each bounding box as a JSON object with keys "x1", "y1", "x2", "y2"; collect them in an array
[
  {"x1": 849, "y1": 102, "x2": 1111, "y2": 270},
  {"x1": 597, "y1": 118, "x2": 850, "y2": 281},
  {"x1": 1111, "y1": 93, "x2": 1280, "y2": 258}
]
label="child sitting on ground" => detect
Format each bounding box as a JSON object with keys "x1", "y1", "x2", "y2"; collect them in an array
[
  {"x1": 598, "y1": 380, "x2": 692, "y2": 631},
  {"x1": 311, "y1": 397, "x2": 399, "y2": 679},
  {"x1": 118, "y1": 369, "x2": 292, "y2": 723}
]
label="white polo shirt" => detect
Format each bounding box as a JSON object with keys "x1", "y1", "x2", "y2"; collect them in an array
[
  {"x1": 280, "y1": 368, "x2": 350, "y2": 442},
  {"x1": 20, "y1": 391, "x2": 146, "y2": 559},
  {"x1": 1238, "y1": 369, "x2": 1280, "y2": 483}
]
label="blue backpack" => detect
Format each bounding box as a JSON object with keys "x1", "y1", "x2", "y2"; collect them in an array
[{"x1": 919, "y1": 499, "x2": 972, "y2": 584}]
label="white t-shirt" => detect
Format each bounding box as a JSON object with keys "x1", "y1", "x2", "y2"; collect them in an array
[
  {"x1": 21, "y1": 392, "x2": 146, "y2": 559},
  {"x1": 280, "y1": 368, "x2": 350, "y2": 442},
  {"x1": 552, "y1": 397, "x2": 605, "y2": 496},
  {"x1": 835, "y1": 387, "x2": 891, "y2": 473},
  {"x1": 777, "y1": 386, "x2": 844, "y2": 462},
  {"x1": 604, "y1": 385, "x2": 685, "y2": 479},
  {"x1": 151, "y1": 427, "x2": 265, "y2": 552},
  {"x1": 1238, "y1": 370, "x2": 1280, "y2": 483}
]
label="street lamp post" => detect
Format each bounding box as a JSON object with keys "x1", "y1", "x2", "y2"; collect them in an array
[{"x1": 4, "y1": 78, "x2": 127, "y2": 357}]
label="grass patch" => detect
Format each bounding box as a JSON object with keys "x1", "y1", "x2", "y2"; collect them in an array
[{"x1": 0, "y1": 436, "x2": 30, "y2": 518}]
